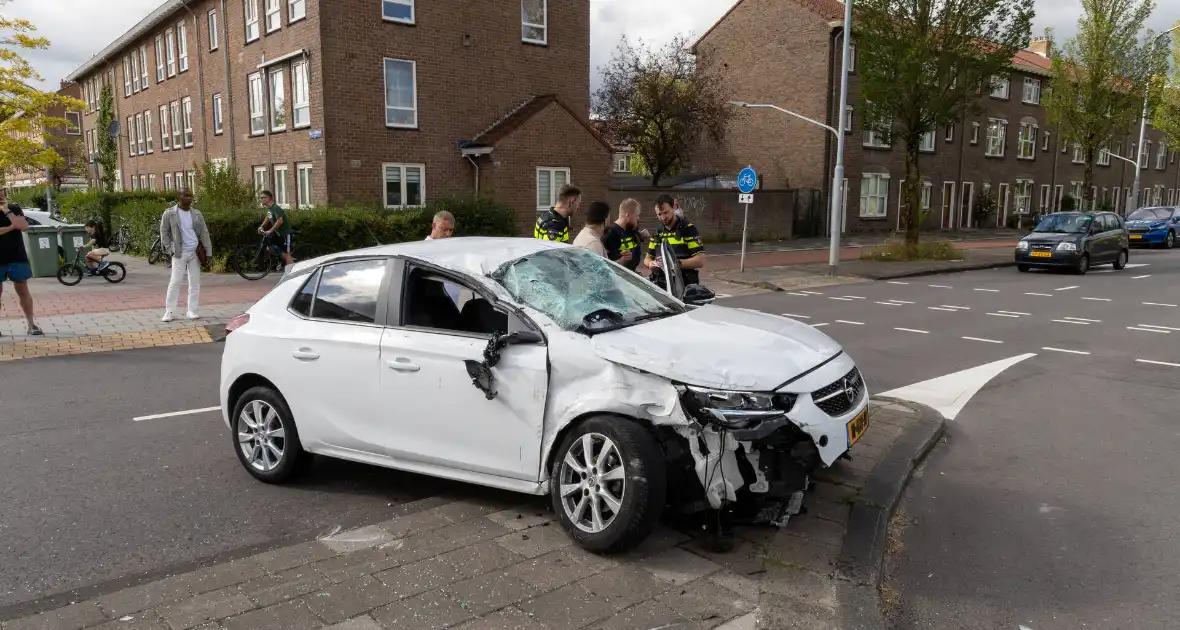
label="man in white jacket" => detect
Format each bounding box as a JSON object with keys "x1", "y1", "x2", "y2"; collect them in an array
[{"x1": 159, "y1": 189, "x2": 213, "y2": 322}]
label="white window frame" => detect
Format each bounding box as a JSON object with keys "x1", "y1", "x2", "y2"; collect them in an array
[
  {"x1": 265, "y1": 0, "x2": 281, "y2": 32},
  {"x1": 1157, "y1": 142, "x2": 1167, "y2": 169},
  {"x1": 985, "y1": 118, "x2": 1006, "y2": 157},
  {"x1": 844, "y1": 105, "x2": 852, "y2": 132},
  {"x1": 1039, "y1": 184, "x2": 1050, "y2": 212},
  {"x1": 944, "y1": 124, "x2": 954, "y2": 142},
  {"x1": 292, "y1": 60, "x2": 310, "y2": 128},
  {"x1": 919, "y1": 131, "x2": 935, "y2": 153},
  {"x1": 182, "y1": 97, "x2": 193, "y2": 147},
  {"x1": 248, "y1": 72, "x2": 265, "y2": 135},
  {"x1": 1017, "y1": 123, "x2": 1036, "y2": 159},
  {"x1": 1140, "y1": 141, "x2": 1149, "y2": 168},
  {"x1": 859, "y1": 173, "x2": 890, "y2": 218},
  {"x1": 296, "y1": 162, "x2": 313, "y2": 208},
  {"x1": 269, "y1": 67, "x2": 286, "y2": 131},
  {"x1": 177, "y1": 21, "x2": 189, "y2": 72},
  {"x1": 382, "y1": 0, "x2": 414, "y2": 24},
  {"x1": 614, "y1": 155, "x2": 628, "y2": 173},
  {"x1": 289, "y1": 0, "x2": 306, "y2": 22},
  {"x1": 536, "y1": 166, "x2": 570, "y2": 212},
  {"x1": 1022, "y1": 78, "x2": 1041, "y2": 104},
  {"x1": 123, "y1": 56, "x2": 131, "y2": 96},
  {"x1": 1097, "y1": 141, "x2": 1111, "y2": 166},
  {"x1": 847, "y1": 41, "x2": 856, "y2": 72},
  {"x1": 187, "y1": 170, "x2": 196, "y2": 192},
  {"x1": 1069, "y1": 181, "x2": 1082, "y2": 201},
  {"x1": 1069, "y1": 143, "x2": 1083, "y2": 163},
  {"x1": 160, "y1": 105, "x2": 171, "y2": 151},
  {"x1": 145, "y1": 109, "x2": 153, "y2": 153},
  {"x1": 213, "y1": 93, "x2": 224, "y2": 135},
  {"x1": 1042, "y1": 129, "x2": 1050, "y2": 152},
  {"x1": 970, "y1": 121, "x2": 980, "y2": 145},
  {"x1": 170, "y1": 101, "x2": 181, "y2": 148},
  {"x1": 64, "y1": 111, "x2": 81, "y2": 135},
  {"x1": 208, "y1": 10, "x2": 219, "y2": 50},
  {"x1": 139, "y1": 45, "x2": 149, "y2": 89},
  {"x1": 383, "y1": 163, "x2": 426, "y2": 209},
  {"x1": 131, "y1": 52, "x2": 140, "y2": 92},
  {"x1": 149, "y1": 174, "x2": 157, "y2": 190},
  {"x1": 1015, "y1": 179, "x2": 1033, "y2": 214},
  {"x1": 862, "y1": 112, "x2": 891, "y2": 148},
  {"x1": 383, "y1": 58, "x2": 418, "y2": 128},
  {"x1": 155, "y1": 36, "x2": 165, "y2": 82},
  {"x1": 245, "y1": 0, "x2": 260, "y2": 42},
  {"x1": 521, "y1": 0, "x2": 547, "y2": 45},
  {"x1": 165, "y1": 29, "x2": 177, "y2": 77},
  {"x1": 990, "y1": 75, "x2": 1010, "y2": 99},
  {"x1": 273, "y1": 164, "x2": 290, "y2": 208},
  {"x1": 253, "y1": 166, "x2": 268, "y2": 194},
  {"x1": 126, "y1": 115, "x2": 135, "y2": 155}
]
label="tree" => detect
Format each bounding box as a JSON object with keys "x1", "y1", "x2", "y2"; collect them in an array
[
  {"x1": 1154, "y1": 25, "x2": 1180, "y2": 152},
  {"x1": 0, "y1": 3, "x2": 85, "y2": 177},
  {"x1": 96, "y1": 84, "x2": 117, "y2": 192},
  {"x1": 856, "y1": 0, "x2": 1034, "y2": 244},
  {"x1": 1043, "y1": 0, "x2": 1168, "y2": 211},
  {"x1": 594, "y1": 36, "x2": 732, "y2": 186},
  {"x1": 47, "y1": 137, "x2": 85, "y2": 189}
]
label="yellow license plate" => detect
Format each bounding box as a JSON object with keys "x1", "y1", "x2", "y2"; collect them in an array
[
  {"x1": 1029, "y1": 251, "x2": 1052, "y2": 258},
  {"x1": 1130, "y1": 234, "x2": 1142, "y2": 240},
  {"x1": 846, "y1": 409, "x2": 870, "y2": 447}
]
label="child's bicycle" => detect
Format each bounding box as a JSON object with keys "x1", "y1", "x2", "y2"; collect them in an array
[{"x1": 56, "y1": 248, "x2": 127, "y2": 286}]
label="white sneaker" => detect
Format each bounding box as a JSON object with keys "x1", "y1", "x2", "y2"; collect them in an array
[
  {"x1": 161, "y1": 312, "x2": 175, "y2": 322},
  {"x1": 186, "y1": 311, "x2": 200, "y2": 320}
]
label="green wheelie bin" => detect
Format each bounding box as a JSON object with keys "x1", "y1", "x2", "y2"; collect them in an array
[
  {"x1": 21, "y1": 225, "x2": 62, "y2": 278},
  {"x1": 57, "y1": 224, "x2": 91, "y2": 265}
]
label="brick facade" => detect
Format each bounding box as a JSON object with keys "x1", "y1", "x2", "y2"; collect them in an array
[
  {"x1": 693, "y1": 0, "x2": 1180, "y2": 235},
  {"x1": 66, "y1": 0, "x2": 608, "y2": 233}
]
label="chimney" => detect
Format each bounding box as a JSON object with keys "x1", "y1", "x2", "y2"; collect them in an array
[{"x1": 1026, "y1": 37, "x2": 1051, "y2": 58}]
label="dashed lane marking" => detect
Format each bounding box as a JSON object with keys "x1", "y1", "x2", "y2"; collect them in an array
[
  {"x1": 810, "y1": 322, "x2": 830, "y2": 328},
  {"x1": 1128, "y1": 327, "x2": 1170, "y2": 334},
  {"x1": 715, "y1": 293, "x2": 733, "y2": 299},
  {"x1": 987, "y1": 312, "x2": 1021, "y2": 318},
  {"x1": 886, "y1": 299, "x2": 916, "y2": 304},
  {"x1": 787, "y1": 292, "x2": 812, "y2": 297},
  {"x1": 782, "y1": 313, "x2": 810, "y2": 319},
  {"x1": 928, "y1": 284, "x2": 953, "y2": 289},
  {"x1": 1132, "y1": 275, "x2": 1151, "y2": 279},
  {"x1": 836, "y1": 320, "x2": 865, "y2": 325},
  {"x1": 1125, "y1": 263, "x2": 1150, "y2": 268},
  {"x1": 940, "y1": 305, "x2": 971, "y2": 310},
  {"x1": 1063, "y1": 317, "x2": 1101, "y2": 323},
  {"x1": 886, "y1": 281, "x2": 909, "y2": 285},
  {"x1": 1081, "y1": 297, "x2": 1111, "y2": 302},
  {"x1": 1043, "y1": 347, "x2": 1090, "y2": 355},
  {"x1": 1138, "y1": 324, "x2": 1180, "y2": 331},
  {"x1": 876, "y1": 301, "x2": 902, "y2": 306},
  {"x1": 829, "y1": 297, "x2": 855, "y2": 301},
  {"x1": 1056, "y1": 285, "x2": 1079, "y2": 291},
  {"x1": 996, "y1": 311, "x2": 1031, "y2": 316},
  {"x1": 928, "y1": 306, "x2": 959, "y2": 312},
  {"x1": 798, "y1": 291, "x2": 823, "y2": 295},
  {"x1": 134, "y1": 407, "x2": 221, "y2": 422},
  {"x1": 974, "y1": 288, "x2": 1000, "y2": 293},
  {"x1": 962, "y1": 336, "x2": 1003, "y2": 344},
  {"x1": 1137, "y1": 359, "x2": 1180, "y2": 367},
  {"x1": 1025, "y1": 292, "x2": 1053, "y2": 297},
  {"x1": 894, "y1": 327, "x2": 929, "y2": 334},
  {"x1": 1143, "y1": 302, "x2": 1177, "y2": 307},
  {"x1": 1052, "y1": 319, "x2": 1089, "y2": 325},
  {"x1": 840, "y1": 296, "x2": 867, "y2": 300}
]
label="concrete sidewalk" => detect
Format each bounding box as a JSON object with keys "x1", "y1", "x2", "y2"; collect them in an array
[{"x1": 0, "y1": 399, "x2": 943, "y2": 630}]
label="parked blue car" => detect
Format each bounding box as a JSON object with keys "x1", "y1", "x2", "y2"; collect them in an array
[{"x1": 1125, "y1": 206, "x2": 1180, "y2": 249}]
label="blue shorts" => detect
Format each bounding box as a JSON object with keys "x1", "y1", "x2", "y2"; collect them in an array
[
  {"x1": 0, "y1": 262, "x2": 32, "y2": 282},
  {"x1": 277, "y1": 234, "x2": 293, "y2": 254}
]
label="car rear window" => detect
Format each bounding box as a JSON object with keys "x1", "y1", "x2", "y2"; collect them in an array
[
  {"x1": 290, "y1": 268, "x2": 320, "y2": 316},
  {"x1": 309, "y1": 259, "x2": 386, "y2": 324}
]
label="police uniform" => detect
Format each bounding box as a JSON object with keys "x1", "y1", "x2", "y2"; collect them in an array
[
  {"x1": 533, "y1": 208, "x2": 571, "y2": 243},
  {"x1": 603, "y1": 224, "x2": 642, "y2": 271},
  {"x1": 647, "y1": 218, "x2": 705, "y2": 286}
]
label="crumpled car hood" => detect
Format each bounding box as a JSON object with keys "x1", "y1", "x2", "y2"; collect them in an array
[{"x1": 589, "y1": 305, "x2": 842, "y2": 391}]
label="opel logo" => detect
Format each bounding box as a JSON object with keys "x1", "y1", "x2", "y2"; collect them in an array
[{"x1": 843, "y1": 377, "x2": 857, "y2": 405}]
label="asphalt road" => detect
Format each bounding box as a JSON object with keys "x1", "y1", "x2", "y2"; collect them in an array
[
  {"x1": 2, "y1": 245, "x2": 1177, "y2": 625},
  {"x1": 723, "y1": 247, "x2": 1180, "y2": 629}
]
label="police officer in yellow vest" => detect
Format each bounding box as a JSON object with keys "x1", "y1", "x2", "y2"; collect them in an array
[
  {"x1": 645, "y1": 194, "x2": 707, "y2": 286},
  {"x1": 534, "y1": 184, "x2": 582, "y2": 243}
]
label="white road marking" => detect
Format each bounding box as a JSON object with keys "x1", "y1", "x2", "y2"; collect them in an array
[
  {"x1": 928, "y1": 284, "x2": 953, "y2": 289},
  {"x1": 799, "y1": 290, "x2": 823, "y2": 295},
  {"x1": 1062, "y1": 317, "x2": 1102, "y2": 323},
  {"x1": 787, "y1": 292, "x2": 812, "y2": 297},
  {"x1": 928, "y1": 306, "x2": 959, "y2": 312},
  {"x1": 940, "y1": 305, "x2": 971, "y2": 310},
  {"x1": 962, "y1": 336, "x2": 1003, "y2": 344},
  {"x1": 973, "y1": 288, "x2": 1000, "y2": 293},
  {"x1": 886, "y1": 281, "x2": 909, "y2": 285},
  {"x1": 1042, "y1": 347, "x2": 1090, "y2": 355},
  {"x1": 1132, "y1": 275, "x2": 1151, "y2": 279},
  {"x1": 1081, "y1": 297, "x2": 1111, "y2": 302},
  {"x1": 996, "y1": 310, "x2": 1031, "y2": 316},
  {"x1": 1138, "y1": 324, "x2": 1180, "y2": 331},
  {"x1": 829, "y1": 297, "x2": 855, "y2": 301},
  {"x1": 836, "y1": 320, "x2": 865, "y2": 325},
  {"x1": 987, "y1": 312, "x2": 1021, "y2": 318},
  {"x1": 1025, "y1": 292, "x2": 1053, "y2": 297},
  {"x1": 810, "y1": 322, "x2": 830, "y2": 328},
  {"x1": 1052, "y1": 319, "x2": 1089, "y2": 325},
  {"x1": 879, "y1": 353, "x2": 1037, "y2": 421},
  {"x1": 894, "y1": 327, "x2": 929, "y2": 334},
  {"x1": 715, "y1": 293, "x2": 734, "y2": 299},
  {"x1": 876, "y1": 301, "x2": 902, "y2": 306},
  {"x1": 781, "y1": 313, "x2": 810, "y2": 319},
  {"x1": 1125, "y1": 263, "x2": 1149, "y2": 268},
  {"x1": 133, "y1": 406, "x2": 221, "y2": 422},
  {"x1": 1055, "y1": 285, "x2": 1079, "y2": 291},
  {"x1": 1128, "y1": 327, "x2": 1170, "y2": 334},
  {"x1": 840, "y1": 296, "x2": 868, "y2": 300},
  {"x1": 1143, "y1": 302, "x2": 1177, "y2": 307},
  {"x1": 887, "y1": 299, "x2": 916, "y2": 304},
  {"x1": 1137, "y1": 359, "x2": 1180, "y2": 368}
]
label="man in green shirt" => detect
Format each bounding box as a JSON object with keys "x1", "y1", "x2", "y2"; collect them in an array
[{"x1": 258, "y1": 190, "x2": 293, "y2": 266}]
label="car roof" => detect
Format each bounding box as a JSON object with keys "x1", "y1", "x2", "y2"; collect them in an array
[{"x1": 291, "y1": 237, "x2": 569, "y2": 277}]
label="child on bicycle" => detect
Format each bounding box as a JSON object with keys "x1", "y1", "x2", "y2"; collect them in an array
[{"x1": 80, "y1": 220, "x2": 110, "y2": 275}]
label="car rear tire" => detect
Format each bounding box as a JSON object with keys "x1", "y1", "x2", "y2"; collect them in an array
[
  {"x1": 1075, "y1": 254, "x2": 1090, "y2": 275},
  {"x1": 231, "y1": 386, "x2": 310, "y2": 484},
  {"x1": 1167, "y1": 231, "x2": 1176, "y2": 249},
  {"x1": 1017, "y1": 264, "x2": 1031, "y2": 273},
  {"x1": 1112, "y1": 250, "x2": 1128, "y2": 270},
  {"x1": 550, "y1": 417, "x2": 666, "y2": 554}
]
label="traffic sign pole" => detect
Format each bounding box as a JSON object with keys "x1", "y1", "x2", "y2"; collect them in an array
[{"x1": 736, "y1": 167, "x2": 758, "y2": 273}]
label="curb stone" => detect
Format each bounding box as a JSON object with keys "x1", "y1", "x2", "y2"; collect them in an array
[
  {"x1": 835, "y1": 398, "x2": 946, "y2": 629},
  {"x1": 860, "y1": 261, "x2": 1015, "y2": 280}
]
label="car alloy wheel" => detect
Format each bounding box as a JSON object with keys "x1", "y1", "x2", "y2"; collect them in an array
[
  {"x1": 1113, "y1": 250, "x2": 1127, "y2": 270},
  {"x1": 238, "y1": 400, "x2": 286, "y2": 472},
  {"x1": 559, "y1": 433, "x2": 626, "y2": 534},
  {"x1": 1167, "y1": 231, "x2": 1175, "y2": 249}
]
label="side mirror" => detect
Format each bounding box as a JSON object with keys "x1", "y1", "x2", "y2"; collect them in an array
[
  {"x1": 682, "y1": 284, "x2": 716, "y2": 306},
  {"x1": 505, "y1": 329, "x2": 543, "y2": 345}
]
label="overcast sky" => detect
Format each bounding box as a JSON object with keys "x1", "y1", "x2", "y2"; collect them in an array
[{"x1": 5, "y1": 0, "x2": 1177, "y2": 93}]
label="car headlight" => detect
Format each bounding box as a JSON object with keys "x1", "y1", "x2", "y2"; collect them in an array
[
  {"x1": 1017, "y1": 241, "x2": 1029, "y2": 250},
  {"x1": 1056, "y1": 242, "x2": 1077, "y2": 251},
  {"x1": 678, "y1": 385, "x2": 795, "y2": 428},
  {"x1": 1151, "y1": 222, "x2": 1166, "y2": 230}
]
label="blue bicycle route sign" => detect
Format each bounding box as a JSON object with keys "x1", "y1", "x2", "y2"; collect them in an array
[{"x1": 737, "y1": 167, "x2": 758, "y2": 194}]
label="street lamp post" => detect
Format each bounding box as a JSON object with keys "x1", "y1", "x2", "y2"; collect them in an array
[
  {"x1": 727, "y1": 0, "x2": 853, "y2": 276},
  {"x1": 1130, "y1": 24, "x2": 1179, "y2": 213}
]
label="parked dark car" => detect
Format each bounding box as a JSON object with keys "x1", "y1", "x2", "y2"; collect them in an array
[
  {"x1": 1125, "y1": 206, "x2": 1180, "y2": 249},
  {"x1": 1015, "y1": 211, "x2": 1129, "y2": 275}
]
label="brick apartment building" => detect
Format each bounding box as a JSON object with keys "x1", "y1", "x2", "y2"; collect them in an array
[
  {"x1": 2, "y1": 82, "x2": 87, "y2": 192},
  {"x1": 693, "y1": 0, "x2": 1180, "y2": 233},
  {"x1": 65, "y1": 0, "x2": 610, "y2": 232}
]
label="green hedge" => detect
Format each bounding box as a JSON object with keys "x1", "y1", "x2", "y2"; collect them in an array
[{"x1": 55, "y1": 191, "x2": 516, "y2": 267}]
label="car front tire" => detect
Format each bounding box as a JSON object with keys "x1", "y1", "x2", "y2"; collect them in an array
[
  {"x1": 550, "y1": 417, "x2": 666, "y2": 554},
  {"x1": 231, "y1": 386, "x2": 310, "y2": 484},
  {"x1": 1113, "y1": 249, "x2": 1128, "y2": 270},
  {"x1": 1017, "y1": 264, "x2": 1030, "y2": 273},
  {"x1": 1075, "y1": 254, "x2": 1090, "y2": 275}
]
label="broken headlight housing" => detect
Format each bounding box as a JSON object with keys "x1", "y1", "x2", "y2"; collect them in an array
[{"x1": 678, "y1": 385, "x2": 796, "y2": 429}]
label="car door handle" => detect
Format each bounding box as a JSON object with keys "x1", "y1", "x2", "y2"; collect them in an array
[
  {"x1": 387, "y1": 358, "x2": 420, "y2": 372},
  {"x1": 292, "y1": 348, "x2": 320, "y2": 361}
]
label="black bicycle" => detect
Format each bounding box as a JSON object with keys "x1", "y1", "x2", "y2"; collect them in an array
[
  {"x1": 147, "y1": 236, "x2": 166, "y2": 265},
  {"x1": 57, "y1": 248, "x2": 127, "y2": 286},
  {"x1": 233, "y1": 233, "x2": 288, "y2": 281},
  {"x1": 107, "y1": 223, "x2": 131, "y2": 253}
]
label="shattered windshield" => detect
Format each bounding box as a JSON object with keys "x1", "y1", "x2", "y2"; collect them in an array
[{"x1": 491, "y1": 248, "x2": 685, "y2": 332}]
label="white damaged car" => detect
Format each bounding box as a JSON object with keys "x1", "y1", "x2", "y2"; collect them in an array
[{"x1": 220, "y1": 237, "x2": 871, "y2": 552}]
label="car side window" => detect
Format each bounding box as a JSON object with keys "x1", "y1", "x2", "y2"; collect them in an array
[
  {"x1": 1110, "y1": 214, "x2": 1123, "y2": 231},
  {"x1": 402, "y1": 266, "x2": 508, "y2": 336},
  {"x1": 25, "y1": 216, "x2": 39, "y2": 226},
  {"x1": 289, "y1": 268, "x2": 321, "y2": 316},
  {"x1": 310, "y1": 259, "x2": 386, "y2": 324}
]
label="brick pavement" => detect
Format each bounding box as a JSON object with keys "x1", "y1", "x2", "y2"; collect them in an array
[{"x1": 0, "y1": 399, "x2": 931, "y2": 630}]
